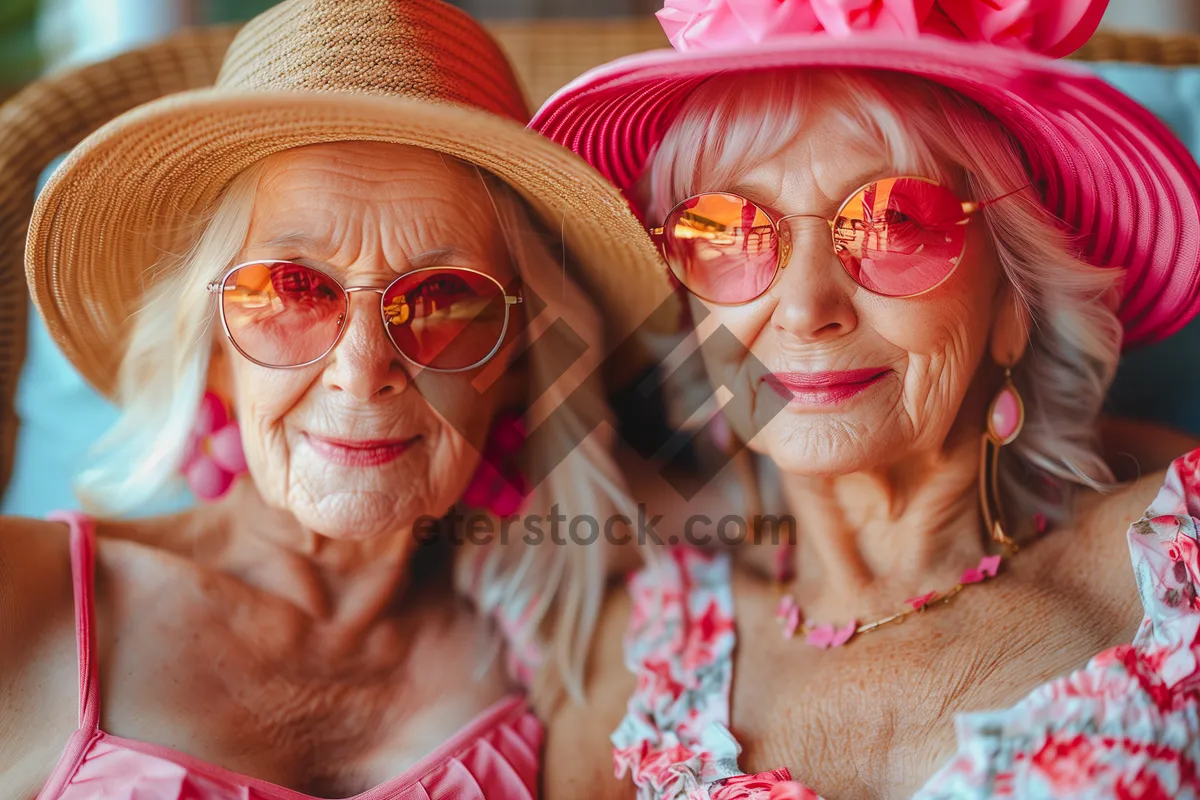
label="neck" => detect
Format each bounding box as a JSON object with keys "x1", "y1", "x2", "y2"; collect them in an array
[
  {"x1": 188, "y1": 480, "x2": 444, "y2": 629},
  {"x1": 765, "y1": 434, "x2": 990, "y2": 621}
]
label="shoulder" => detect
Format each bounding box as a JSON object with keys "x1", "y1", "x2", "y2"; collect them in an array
[
  {"x1": 0, "y1": 516, "x2": 81, "y2": 795},
  {"x1": 541, "y1": 580, "x2": 635, "y2": 800},
  {"x1": 1079, "y1": 439, "x2": 1200, "y2": 545},
  {"x1": 1098, "y1": 416, "x2": 1200, "y2": 482},
  {"x1": 1070, "y1": 443, "x2": 1200, "y2": 627},
  {"x1": 0, "y1": 514, "x2": 186, "y2": 711},
  {"x1": 1080, "y1": 419, "x2": 1200, "y2": 561},
  {"x1": 0, "y1": 515, "x2": 77, "y2": 657}
]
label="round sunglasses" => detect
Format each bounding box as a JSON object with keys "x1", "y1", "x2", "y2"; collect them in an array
[
  {"x1": 207, "y1": 261, "x2": 523, "y2": 372},
  {"x1": 651, "y1": 176, "x2": 1025, "y2": 304}
]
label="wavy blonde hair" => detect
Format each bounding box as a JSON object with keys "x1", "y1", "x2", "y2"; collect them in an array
[
  {"x1": 640, "y1": 69, "x2": 1123, "y2": 527},
  {"x1": 75, "y1": 150, "x2": 632, "y2": 704}
]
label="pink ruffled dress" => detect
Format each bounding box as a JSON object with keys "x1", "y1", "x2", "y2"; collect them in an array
[
  {"x1": 37, "y1": 511, "x2": 543, "y2": 800},
  {"x1": 612, "y1": 447, "x2": 1200, "y2": 799}
]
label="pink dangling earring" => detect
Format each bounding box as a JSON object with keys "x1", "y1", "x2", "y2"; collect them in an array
[
  {"x1": 181, "y1": 391, "x2": 248, "y2": 502},
  {"x1": 463, "y1": 411, "x2": 530, "y2": 517},
  {"x1": 980, "y1": 367, "x2": 1024, "y2": 553}
]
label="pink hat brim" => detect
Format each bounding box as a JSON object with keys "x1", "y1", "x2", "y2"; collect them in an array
[{"x1": 531, "y1": 34, "x2": 1200, "y2": 349}]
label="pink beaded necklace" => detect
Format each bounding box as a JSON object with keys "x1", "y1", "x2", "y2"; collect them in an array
[
  {"x1": 773, "y1": 551, "x2": 1005, "y2": 649},
  {"x1": 770, "y1": 509, "x2": 1047, "y2": 649}
]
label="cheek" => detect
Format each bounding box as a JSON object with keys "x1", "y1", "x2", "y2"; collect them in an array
[
  {"x1": 871, "y1": 219, "x2": 998, "y2": 359},
  {"x1": 867, "y1": 274, "x2": 995, "y2": 430},
  {"x1": 873, "y1": 294, "x2": 979, "y2": 354},
  {"x1": 228, "y1": 361, "x2": 317, "y2": 498},
  {"x1": 410, "y1": 372, "x2": 505, "y2": 498},
  {"x1": 412, "y1": 372, "x2": 503, "y2": 449},
  {"x1": 692, "y1": 298, "x2": 769, "y2": 377}
]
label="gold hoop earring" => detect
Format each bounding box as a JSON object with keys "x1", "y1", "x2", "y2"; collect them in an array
[{"x1": 980, "y1": 367, "x2": 1024, "y2": 554}]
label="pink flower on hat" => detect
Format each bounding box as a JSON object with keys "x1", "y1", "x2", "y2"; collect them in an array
[
  {"x1": 937, "y1": 0, "x2": 1109, "y2": 58},
  {"x1": 181, "y1": 391, "x2": 248, "y2": 501},
  {"x1": 658, "y1": 0, "x2": 821, "y2": 51},
  {"x1": 656, "y1": 0, "x2": 1106, "y2": 57},
  {"x1": 811, "y1": 0, "x2": 933, "y2": 37}
]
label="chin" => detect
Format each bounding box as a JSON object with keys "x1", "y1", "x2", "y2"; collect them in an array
[
  {"x1": 294, "y1": 493, "x2": 420, "y2": 541},
  {"x1": 300, "y1": 516, "x2": 396, "y2": 542},
  {"x1": 753, "y1": 421, "x2": 892, "y2": 477}
]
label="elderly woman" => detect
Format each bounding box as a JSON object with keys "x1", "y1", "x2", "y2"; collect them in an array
[
  {"x1": 0, "y1": 0, "x2": 669, "y2": 798},
  {"x1": 534, "y1": 1, "x2": 1200, "y2": 798}
]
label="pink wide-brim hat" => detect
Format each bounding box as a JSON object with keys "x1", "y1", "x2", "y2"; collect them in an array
[{"x1": 530, "y1": 0, "x2": 1200, "y2": 349}]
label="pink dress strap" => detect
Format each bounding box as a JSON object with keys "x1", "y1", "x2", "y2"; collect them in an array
[
  {"x1": 612, "y1": 548, "x2": 807, "y2": 799},
  {"x1": 35, "y1": 511, "x2": 102, "y2": 800},
  {"x1": 47, "y1": 510, "x2": 100, "y2": 734}
]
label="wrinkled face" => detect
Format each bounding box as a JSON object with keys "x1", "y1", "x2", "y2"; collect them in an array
[
  {"x1": 689, "y1": 109, "x2": 1016, "y2": 476},
  {"x1": 217, "y1": 142, "x2": 519, "y2": 539}
]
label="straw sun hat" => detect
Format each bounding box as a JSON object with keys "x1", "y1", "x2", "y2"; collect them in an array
[{"x1": 26, "y1": 0, "x2": 673, "y2": 399}]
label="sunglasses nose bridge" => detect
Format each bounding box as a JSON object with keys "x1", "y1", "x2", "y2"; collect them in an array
[
  {"x1": 773, "y1": 213, "x2": 834, "y2": 271},
  {"x1": 343, "y1": 285, "x2": 408, "y2": 347},
  {"x1": 342, "y1": 286, "x2": 389, "y2": 323}
]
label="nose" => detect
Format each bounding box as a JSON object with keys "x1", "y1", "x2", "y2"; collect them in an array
[
  {"x1": 769, "y1": 218, "x2": 858, "y2": 342},
  {"x1": 321, "y1": 291, "x2": 410, "y2": 400}
]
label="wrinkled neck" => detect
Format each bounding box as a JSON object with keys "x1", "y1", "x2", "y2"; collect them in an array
[
  {"x1": 190, "y1": 480, "x2": 443, "y2": 628},
  {"x1": 768, "y1": 435, "x2": 990, "y2": 615}
]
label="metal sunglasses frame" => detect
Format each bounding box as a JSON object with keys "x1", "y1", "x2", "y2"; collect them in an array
[
  {"x1": 207, "y1": 260, "x2": 524, "y2": 373},
  {"x1": 649, "y1": 175, "x2": 1023, "y2": 305}
]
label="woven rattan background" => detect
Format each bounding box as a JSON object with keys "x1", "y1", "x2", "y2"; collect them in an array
[
  {"x1": 1, "y1": 20, "x2": 1198, "y2": 501},
  {"x1": 0, "y1": 27, "x2": 238, "y2": 501}
]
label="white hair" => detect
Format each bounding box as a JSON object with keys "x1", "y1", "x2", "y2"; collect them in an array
[
  {"x1": 75, "y1": 152, "x2": 632, "y2": 704},
  {"x1": 641, "y1": 69, "x2": 1123, "y2": 529}
]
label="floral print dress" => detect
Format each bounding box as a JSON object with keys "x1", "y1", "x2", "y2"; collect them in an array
[{"x1": 611, "y1": 447, "x2": 1200, "y2": 799}]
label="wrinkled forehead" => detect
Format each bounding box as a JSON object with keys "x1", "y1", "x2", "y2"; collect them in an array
[
  {"x1": 245, "y1": 141, "x2": 509, "y2": 262},
  {"x1": 657, "y1": 70, "x2": 969, "y2": 212},
  {"x1": 732, "y1": 117, "x2": 896, "y2": 209}
]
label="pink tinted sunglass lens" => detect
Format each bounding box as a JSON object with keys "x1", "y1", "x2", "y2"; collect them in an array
[
  {"x1": 382, "y1": 269, "x2": 508, "y2": 370},
  {"x1": 833, "y1": 177, "x2": 970, "y2": 297},
  {"x1": 220, "y1": 262, "x2": 346, "y2": 367},
  {"x1": 662, "y1": 193, "x2": 778, "y2": 304}
]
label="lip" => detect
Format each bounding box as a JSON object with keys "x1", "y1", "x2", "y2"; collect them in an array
[
  {"x1": 763, "y1": 368, "x2": 890, "y2": 406},
  {"x1": 305, "y1": 434, "x2": 420, "y2": 467}
]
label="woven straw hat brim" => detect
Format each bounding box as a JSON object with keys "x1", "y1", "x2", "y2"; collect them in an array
[{"x1": 27, "y1": 88, "x2": 675, "y2": 399}]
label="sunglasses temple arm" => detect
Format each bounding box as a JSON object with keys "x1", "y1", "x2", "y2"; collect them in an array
[
  {"x1": 965, "y1": 182, "x2": 1034, "y2": 215},
  {"x1": 647, "y1": 227, "x2": 671, "y2": 263}
]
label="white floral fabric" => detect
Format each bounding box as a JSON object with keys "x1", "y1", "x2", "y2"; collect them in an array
[{"x1": 614, "y1": 448, "x2": 1200, "y2": 799}]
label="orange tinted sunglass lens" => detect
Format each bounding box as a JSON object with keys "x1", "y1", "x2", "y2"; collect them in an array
[
  {"x1": 833, "y1": 177, "x2": 970, "y2": 297},
  {"x1": 220, "y1": 262, "x2": 346, "y2": 366},
  {"x1": 662, "y1": 192, "x2": 779, "y2": 304},
  {"x1": 382, "y1": 268, "x2": 508, "y2": 370}
]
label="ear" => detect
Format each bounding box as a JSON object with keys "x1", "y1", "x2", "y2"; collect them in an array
[{"x1": 989, "y1": 283, "x2": 1031, "y2": 368}]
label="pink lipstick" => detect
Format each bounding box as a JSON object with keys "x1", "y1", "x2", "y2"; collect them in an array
[
  {"x1": 763, "y1": 368, "x2": 889, "y2": 406},
  {"x1": 305, "y1": 434, "x2": 418, "y2": 467}
]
